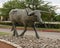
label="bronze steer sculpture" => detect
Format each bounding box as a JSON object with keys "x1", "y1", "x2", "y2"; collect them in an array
[{"x1": 9, "y1": 8, "x2": 45, "y2": 39}]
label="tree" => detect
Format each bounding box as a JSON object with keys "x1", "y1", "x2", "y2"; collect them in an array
[
  {"x1": 25, "y1": 0, "x2": 44, "y2": 10},
  {"x1": 0, "y1": 0, "x2": 26, "y2": 18},
  {"x1": 0, "y1": 0, "x2": 26, "y2": 20},
  {"x1": 53, "y1": 15, "x2": 60, "y2": 21},
  {"x1": 3, "y1": 0, "x2": 26, "y2": 9},
  {"x1": 25, "y1": 0, "x2": 57, "y2": 21},
  {"x1": 0, "y1": 0, "x2": 57, "y2": 21}
]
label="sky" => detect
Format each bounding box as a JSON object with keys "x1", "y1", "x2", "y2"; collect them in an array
[
  {"x1": 0, "y1": 0, "x2": 60, "y2": 14},
  {"x1": 44, "y1": 0, "x2": 60, "y2": 14}
]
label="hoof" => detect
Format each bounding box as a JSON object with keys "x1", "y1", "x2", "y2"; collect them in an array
[
  {"x1": 36, "y1": 36, "x2": 40, "y2": 39},
  {"x1": 13, "y1": 34, "x2": 18, "y2": 37},
  {"x1": 13, "y1": 34, "x2": 15, "y2": 36},
  {"x1": 19, "y1": 36, "x2": 23, "y2": 38},
  {"x1": 37, "y1": 37, "x2": 39, "y2": 39},
  {"x1": 19, "y1": 34, "x2": 24, "y2": 37},
  {"x1": 18, "y1": 35, "x2": 23, "y2": 38}
]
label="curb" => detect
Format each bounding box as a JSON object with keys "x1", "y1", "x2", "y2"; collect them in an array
[
  {"x1": 0, "y1": 39, "x2": 22, "y2": 48},
  {"x1": 0, "y1": 27, "x2": 60, "y2": 32}
]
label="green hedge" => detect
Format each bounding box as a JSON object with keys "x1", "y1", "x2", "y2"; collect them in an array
[
  {"x1": 0, "y1": 21, "x2": 23, "y2": 26},
  {"x1": 0, "y1": 21, "x2": 60, "y2": 28}
]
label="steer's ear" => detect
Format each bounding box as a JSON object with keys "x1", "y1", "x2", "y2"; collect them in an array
[{"x1": 28, "y1": 11, "x2": 35, "y2": 16}]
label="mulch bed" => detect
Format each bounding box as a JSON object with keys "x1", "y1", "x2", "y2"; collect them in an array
[{"x1": 0, "y1": 35, "x2": 60, "y2": 48}]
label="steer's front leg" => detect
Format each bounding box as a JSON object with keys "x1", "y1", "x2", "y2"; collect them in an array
[{"x1": 12, "y1": 22, "x2": 18, "y2": 37}]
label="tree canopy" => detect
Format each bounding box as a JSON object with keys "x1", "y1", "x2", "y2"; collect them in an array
[{"x1": 0, "y1": 0, "x2": 57, "y2": 21}]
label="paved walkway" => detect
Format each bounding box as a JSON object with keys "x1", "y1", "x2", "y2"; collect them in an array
[{"x1": 0, "y1": 28, "x2": 60, "y2": 39}]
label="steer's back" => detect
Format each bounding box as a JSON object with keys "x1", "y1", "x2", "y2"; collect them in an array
[{"x1": 9, "y1": 9, "x2": 27, "y2": 22}]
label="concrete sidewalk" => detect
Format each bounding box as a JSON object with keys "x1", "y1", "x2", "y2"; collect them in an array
[{"x1": 0, "y1": 28, "x2": 60, "y2": 39}]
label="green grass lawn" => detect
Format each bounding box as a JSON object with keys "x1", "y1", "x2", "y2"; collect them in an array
[{"x1": 0, "y1": 32, "x2": 10, "y2": 36}]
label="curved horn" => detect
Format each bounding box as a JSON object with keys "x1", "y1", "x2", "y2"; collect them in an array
[{"x1": 28, "y1": 11, "x2": 35, "y2": 16}]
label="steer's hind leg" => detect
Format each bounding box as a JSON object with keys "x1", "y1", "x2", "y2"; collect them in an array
[
  {"x1": 12, "y1": 22, "x2": 18, "y2": 37},
  {"x1": 32, "y1": 24, "x2": 39, "y2": 39},
  {"x1": 20, "y1": 24, "x2": 27, "y2": 36}
]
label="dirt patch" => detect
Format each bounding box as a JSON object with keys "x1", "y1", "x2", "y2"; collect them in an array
[{"x1": 0, "y1": 41, "x2": 16, "y2": 48}]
